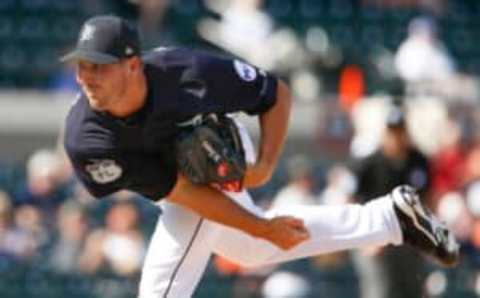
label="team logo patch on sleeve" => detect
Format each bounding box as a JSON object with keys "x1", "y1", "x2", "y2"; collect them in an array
[
  {"x1": 86, "y1": 159, "x2": 123, "y2": 184},
  {"x1": 233, "y1": 60, "x2": 257, "y2": 82}
]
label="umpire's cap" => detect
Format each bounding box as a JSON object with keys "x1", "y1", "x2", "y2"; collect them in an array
[{"x1": 60, "y1": 15, "x2": 140, "y2": 64}]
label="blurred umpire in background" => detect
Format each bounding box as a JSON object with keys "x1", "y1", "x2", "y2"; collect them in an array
[{"x1": 350, "y1": 104, "x2": 431, "y2": 298}]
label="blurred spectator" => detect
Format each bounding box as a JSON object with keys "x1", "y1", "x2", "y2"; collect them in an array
[
  {"x1": 24, "y1": 149, "x2": 62, "y2": 198},
  {"x1": 198, "y1": 0, "x2": 272, "y2": 68},
  {"x1": 460, "y1": 142, "x2": 480, "y2": 257},
  {"x1": 402, "y1": 97, "x2": 452, "y2": 155},
  {"x1": 79, "y1": 200, "x2": 146, "y2": 276},
  {"x1": 430, "y1": 116, "x2": 467, "y2": 210},
  {"x1": 271, "y1": 155, "x2": 316, "y2": 208},
  {"x1": 350, "y1": 106, "x2": 430, "y2": 298},
  {"x1": 0, "y1": 190, "x2": 18, "y2": 259},
  {"x1": 0, "y1": 190, "x2": 11, "y2": 229},
  {"x1": 394, "y1": 16, "x2": 455, "y2": 96},
  {"x1": 6, "y1": 204, "x2": 49, "y2": 261},
  {"x1": 198, "y1": 0, "x2": 304, "y2": 72},
  {"x1": 262, "y1": 270, "x2": 311, "y2": 298},
  {"x1": 13, "y1": 149, "x2": 71, "y2": 220},
  {"x1": 129, "y1": 0, "x2": 177, "y2": 48},
  {"x1": 48, "y1": 201, "x2": 88, "y2": 274},
  {"x1": 319, "y1": 165, "x2": 356, "y2": 205},
  {"x1": 436, "y1": 192, "x2": 473, "y2": 244},
  {"x1": 463, "y1": 142, "x2": 480, "y2": 186}
]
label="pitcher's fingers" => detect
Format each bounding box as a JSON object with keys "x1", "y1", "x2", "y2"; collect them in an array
[
  {"x1": 283, "y1": 216, "x2": 305, "y2": 227},
  {"x1": 296, "y1": 228, "x2": 311, "y2": 241},
  {"x1": 290, "y1": 219, "x2": 309, "y2": 234},
  {"x1": 286, "y1": 232, "x2": 310, "y2": 249}
]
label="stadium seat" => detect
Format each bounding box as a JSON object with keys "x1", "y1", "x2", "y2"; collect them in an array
[
  {"x1": 264, "y1": 0, "x2": 295, "y2": 23},
  {"x1": 32, "y1": 47, "x2": 58, "y2": 74},
  {"x1": 19, "y1": 0, "x2": 50, "y2": 11},
  {"x1": 360, "y1": 25, "x2": 385, "y2": 47},
  {"x1": 0, "y1": 0, "x2": 15, "y2": 11},
  {"x1": 0, "y1": 45, "x2": 27, "y2": 72},
  {"x1": 359, "y1": 5, "x2": 386, "y2": 21},
  {"x1": 0, "y1": 17, "x2": 14, "y2": 39},
  {"x1": 17, "y1": 17, "x2": 49, "y2": 41},
  {"x1": 448, "y1": 27, "x2": 475, "y2": 54},
  {"x1": 329, "y1": 24, "x2": 356, "y2": 48},
  {"x1": 328, "y1": 0, "x2": 353, "y2": 20},
  {"x1": 299, "y1": 0, "x2": 326, "y2": 20},
  {"x1": 50, "y1": 17, "x2": 80, "y2": 43},
  {"x1": 50, "y1": 0, "x2": 79, "y2": 12}
]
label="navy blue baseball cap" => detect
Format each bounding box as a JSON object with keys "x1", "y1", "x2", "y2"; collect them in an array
[{"x1": 60, "y1": 15, "x2": 140, "y2": 64}]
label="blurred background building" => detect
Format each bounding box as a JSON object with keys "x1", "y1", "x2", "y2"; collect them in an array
[{"x1": 1, "y1": 0, "x2": 480, "y2": 297}]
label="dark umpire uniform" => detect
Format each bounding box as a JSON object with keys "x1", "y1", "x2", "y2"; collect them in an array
[{"x1": 350, "y1": 108, "x2": 430, "y2": 298}]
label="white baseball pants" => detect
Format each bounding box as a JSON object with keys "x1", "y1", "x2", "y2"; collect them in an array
[{"x1": 138, "y1": 121, "x2": 404, "y2": 298}]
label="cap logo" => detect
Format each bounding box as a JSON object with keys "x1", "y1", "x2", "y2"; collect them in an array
[
  {"x1": 233, "y1": 60, "x2": 257, "y2": 82},
  {"x1": 80, "y1": 24, "x2": 95, "y2": 42},
  {"x1": 125, "y1": 46, "x2": 134, "y2": 55}
]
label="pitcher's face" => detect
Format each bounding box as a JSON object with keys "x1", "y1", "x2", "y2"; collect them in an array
[{"x1": 76, "y1": 60, "x2": 129, "y2": 112}]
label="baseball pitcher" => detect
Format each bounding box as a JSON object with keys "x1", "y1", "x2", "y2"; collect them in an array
[{"x1": 61, "y1": 16, "x2": 459, "y2": 298}]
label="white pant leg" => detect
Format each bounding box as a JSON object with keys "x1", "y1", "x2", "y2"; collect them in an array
[
  {"x1": 138, "y1": 202, "x2": 219, "y2": 298},
  {"x1": 138, "y1": 190, "x2": 403, "y2": 298},
  {"x1": 211, "y1": 119, "x2": 403, "y2": 267},
  {"x1": 212, "y1": 190, "x2": 403, "y2": 268}
]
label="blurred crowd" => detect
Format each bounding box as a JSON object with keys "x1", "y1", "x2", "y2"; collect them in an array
[{"x1": 2, "y1": 0, "x2": 480, "y2": 297}]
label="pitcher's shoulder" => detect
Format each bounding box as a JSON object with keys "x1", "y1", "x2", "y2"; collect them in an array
[{"x1": 64, "y1": 92, "x2": 114, "y2": 155}]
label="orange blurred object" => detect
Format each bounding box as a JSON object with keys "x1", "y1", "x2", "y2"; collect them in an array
[
  {"x1": 338, "y1": 64, "x2": 365, "y2": 113},
  {"x1": 214, "y1": 255, "x2": 245, "y2": 275}
]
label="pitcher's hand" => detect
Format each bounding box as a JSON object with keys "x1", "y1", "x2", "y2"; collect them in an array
[{"x1": 260, "y1": 216, "x2": 310, "y2": 250}]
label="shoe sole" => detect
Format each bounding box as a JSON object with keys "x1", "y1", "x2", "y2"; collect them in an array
[
  {"x1": 391, "y1": 187, "x2": 459, "y2": 267},
  {"x1": 392, "y1": 187, "x2": 439, "y2": 245}
]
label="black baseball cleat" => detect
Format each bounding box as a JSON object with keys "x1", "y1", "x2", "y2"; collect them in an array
[{"x1": 390, "y1": 185, "x2": 460, "y2": 267}]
